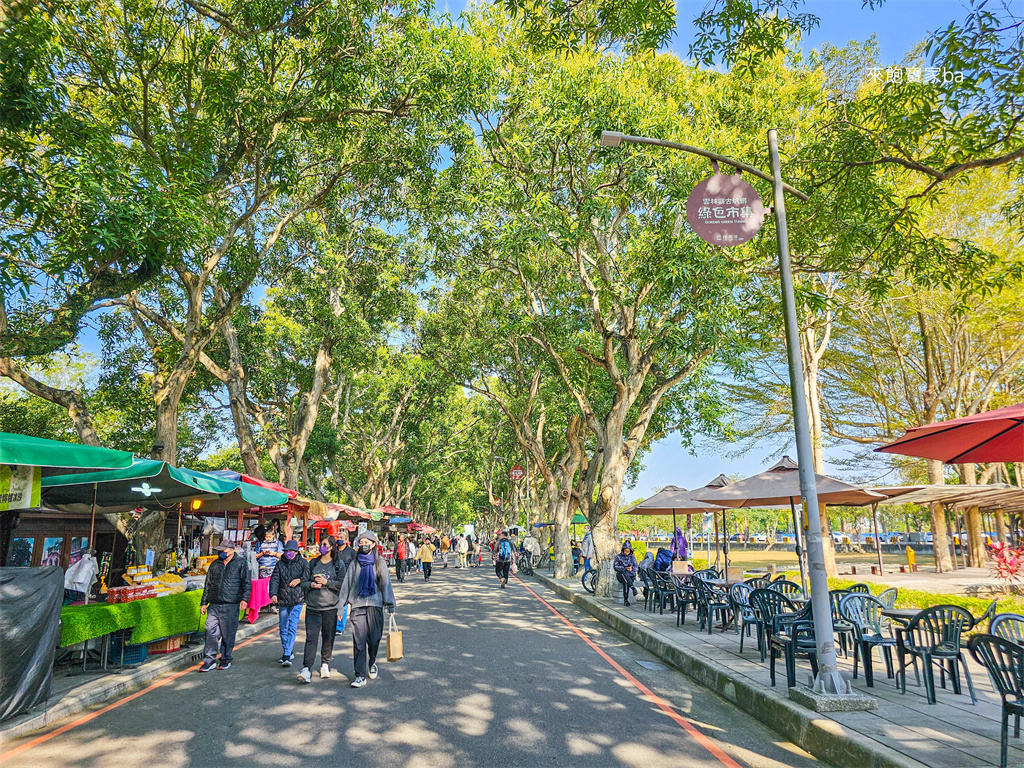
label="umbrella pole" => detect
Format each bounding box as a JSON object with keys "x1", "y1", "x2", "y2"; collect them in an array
[
  {"x1": 871, "y1": 502, "x2": 883, "y2": 576},
  {"x1": 713, "y1": 513, "x2": 720, "y2": 571},
  {"x1": 722, "y1": 509, "x2": 730, "y2": 580},
  {"x1": 672, "y1": 510, "x2": 677, "y2": 557},
  {"x1": 88, "y1": 482, "x2": 98, "y2": 553},
  {"x1": 790, "y1": 498, "x2": 808, "y2": 597}
]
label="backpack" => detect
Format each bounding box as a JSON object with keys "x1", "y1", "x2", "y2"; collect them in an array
[{"x1": 498, "y1": 539, "x2": 512, "y2": 561}]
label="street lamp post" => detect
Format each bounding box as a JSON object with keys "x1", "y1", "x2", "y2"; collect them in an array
[{"x1": 600, "y1": 129, "x2": 851, "y2": 698}]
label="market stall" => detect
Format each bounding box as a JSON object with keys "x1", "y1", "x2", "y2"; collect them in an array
[{"x1": 38, "y1": 460, "x2": 290, "y2": 665}]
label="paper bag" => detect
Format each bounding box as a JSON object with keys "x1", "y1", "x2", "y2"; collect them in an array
[
  {"x1": 386, "y1": 614, "x2": 403, "y2": 662},
  {"x1": 671, "y1": 559, "x2": 689, "y2": 575}
]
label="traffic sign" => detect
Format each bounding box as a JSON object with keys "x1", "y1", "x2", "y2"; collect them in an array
[{"x1": 510, "y1": 465, "x2": 525, "y2": 481}]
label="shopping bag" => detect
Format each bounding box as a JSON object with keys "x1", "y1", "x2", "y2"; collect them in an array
[
  {"x1": 336, "y1": 604, "x2": 349, "y2": 634},
  {"x1": 386, "y1": 614, "x2": 403, "y2": 662}
]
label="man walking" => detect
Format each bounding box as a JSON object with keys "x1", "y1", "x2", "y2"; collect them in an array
[
  {"x1": 417, "y1": 538, "x2": 436, "y2": 582},
  {"x1": 440, "y1": 534, "x2": 450, "y2": 568},
  {"x1": 456, "y1": 534, "x2": 469, "y2": 569},
  {"x1": 269, "y1": 539, "x2": 305, "y2": 665},
  {"x1": 199, "y1": 540, "x2": 251, "y2": 672},
  {"x1": 394, "y1": 534, "x2": 408, "y2": 582},
  {"x1": 494, "y1": 531, "x2": 513, "y2": 588},
  {"x1": 580, "y1": 528, "x2": 596, "y2": 573}
]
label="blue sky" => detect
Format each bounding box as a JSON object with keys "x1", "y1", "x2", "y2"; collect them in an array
[
  {"x1": 626, "y1": 0, "x2": 970, "y2": 496},
  {"x1": 69, "y1": 0, "x2": 966, "y2": 493}
]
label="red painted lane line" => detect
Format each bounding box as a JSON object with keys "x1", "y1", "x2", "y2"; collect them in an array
[
  {"x1": 514, "y1": 575, "x2": 743, "y2": 768},
  {"x1": 0, "y1": 625, "x2": 279, "y2": 762}
]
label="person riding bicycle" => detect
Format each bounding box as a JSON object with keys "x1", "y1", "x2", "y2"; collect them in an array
[{"x1": 495, "y1": 531, "x2": 514, "y2": 588}]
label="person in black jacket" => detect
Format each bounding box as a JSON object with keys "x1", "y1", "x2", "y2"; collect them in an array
[
  {"x1": 269, "y1": 539, "x2": 306, "y2": 666},
  {"x1": 296, "y1": 536, "x2": 346, "y2": 684},
  {"x1": 199, "y1": 540, "x2": 252, "y2": 672}
]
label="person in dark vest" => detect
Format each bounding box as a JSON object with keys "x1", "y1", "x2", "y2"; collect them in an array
[
  {"x1": 269, "y1": 539, "x2": 305, "y2": 665},
  {"x1": 199, "y1": 540, "x2": 252, "y2": 672}
]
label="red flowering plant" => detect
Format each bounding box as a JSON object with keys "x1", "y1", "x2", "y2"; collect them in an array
[{"x1": 989, "y1": 542, "x2": 1024, "y2": 589}]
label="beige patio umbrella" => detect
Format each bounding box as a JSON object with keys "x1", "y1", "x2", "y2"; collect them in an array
[
  {"x1": 697, "y1": 457, "x2": 886, "y2": 595},
  {"x1": 625, "y1": 475, "x2": 735, "y2": 575}
]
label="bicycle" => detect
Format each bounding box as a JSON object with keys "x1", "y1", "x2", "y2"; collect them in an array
[
  {"x1": 581, "y1": 564, "x2": 597, "y2": 594},
  {"x1": 517, "y1": 552, "x2": 534, "y2": 576}
]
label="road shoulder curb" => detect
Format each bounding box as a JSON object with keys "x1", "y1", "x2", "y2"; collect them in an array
[
  {"x1": 0, "y1": 614, "x2": 278, "y2": 746},
  {"x1": 531, "y1": 572, "x2": 927, "y2": 768}
]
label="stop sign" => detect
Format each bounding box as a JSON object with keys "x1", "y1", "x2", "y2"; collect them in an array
[{"x1": 510, "y1": 465, "x2": 525, "y2": 481}]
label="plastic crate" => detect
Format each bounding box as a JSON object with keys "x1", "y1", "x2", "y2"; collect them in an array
[{"x1": 109, "y1": 635, "x2": 149, "y2": 666}]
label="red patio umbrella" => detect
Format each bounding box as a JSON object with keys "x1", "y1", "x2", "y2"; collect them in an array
[{"x1": 877, "y1": 404, "x2": 1024, "y2": 464}]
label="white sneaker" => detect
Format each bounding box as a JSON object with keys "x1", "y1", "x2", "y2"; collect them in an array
[
  {"x1": 320, "y1": 662, "x2": 331, "y2": 679},
  {"x1": 350, "y1": 676, "x2": 367, "y2": 688},
  {"x1": 369, "y1": 663, "x2": 378, "y2": 680},
  {"x1": 297, "y1": 668, "x2": 312, "y2": 683}
]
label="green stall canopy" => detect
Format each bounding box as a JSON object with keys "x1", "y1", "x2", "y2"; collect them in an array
[
  {"x1": 0, "y1": 432, "x2": 134, "y2": 474},
  {"x1": 42, "y1": 459, "x2": 289, "y2": 514}
]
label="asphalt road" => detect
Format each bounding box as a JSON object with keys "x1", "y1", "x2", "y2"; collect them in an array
[{"x1": 3, "y1": 564, "x2": 822, "y2": 767}]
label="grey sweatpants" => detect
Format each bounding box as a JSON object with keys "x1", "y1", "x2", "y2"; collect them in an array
[{"x1": 203, "y1": 603, "x2": 240, "y2": 664}]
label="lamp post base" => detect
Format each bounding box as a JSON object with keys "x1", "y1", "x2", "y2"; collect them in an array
[{"x1": 788, "y1": 675, "x2": 878, "y2": 712}]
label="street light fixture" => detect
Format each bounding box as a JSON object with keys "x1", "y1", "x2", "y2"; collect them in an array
[{"x1": 600, "y1": 127, "x2": 857, "y2": 703}]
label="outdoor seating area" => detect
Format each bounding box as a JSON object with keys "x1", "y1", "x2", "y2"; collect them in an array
[{"x1": 630, "y1": 566, "x2": 1024, "y2": 767}]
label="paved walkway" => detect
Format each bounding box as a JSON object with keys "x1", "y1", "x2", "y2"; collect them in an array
[
  {"x1": 535, "y1": 570, "x2": 1022, "y2": 768},
  {"x1": 832, "y1": 565, "x2": 1013, "y2": 597},
  {"x1": 1, "y1": 566, "x2": 818, "y2": 767}
]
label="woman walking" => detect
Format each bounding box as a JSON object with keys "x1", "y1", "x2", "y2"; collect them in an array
[
  {"x1": 297, "y1": 536, "x2": 346, "y2": 684},
  {"x1": 269, "y1": 539, "x2": 305, "y2": 665},
  {"x1": 340, "y1": 531, "x2": 396, "y2": 689},
  {"x1": 613, "y1": 542, "x2": 639, "y2": 606},
  {"x1": 417, "y1": 538, "x2": 436, "y2": 582}
]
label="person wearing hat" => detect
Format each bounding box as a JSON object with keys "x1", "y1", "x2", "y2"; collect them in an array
[
  {"x1": 199, "y1": 540, "x2": 252, "y2": 672},
  {"x1": 269, "y1": 539, "x2": 306, "y2": 666},
  {"x1": 339, "y1": 530, "x2": 396, "y2": 688},
  {"x1": 613, "y1": 541, "x2": 639, "y2": 607}
]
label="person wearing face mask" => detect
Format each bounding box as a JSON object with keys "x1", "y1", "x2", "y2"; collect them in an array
[
  {"x1": 199, "y1": 540, "x2": 252, "y2": 672},
  {"x1": 339, "y1": 530, "x2": 396, "y2": 688},
  {"x1": 613, "y1": 541, "x2": 639, "y2": 607},
  {"x1": 269, "y1": 539, "x2": 306, "y2": 666},
  {"x1": 296, "y1": 536, "x2": 346, "y2": 684}
]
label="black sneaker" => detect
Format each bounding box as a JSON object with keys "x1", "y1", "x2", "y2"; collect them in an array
[
  {"x1": 624, "y1": 600, "x2": 631, "y2": 606},
  {"x1": 199, "y1": 661, "x2": 217, "y2": 672},
  {"x1": 282, "y1": 656, "x2": 293, "y2": 667},
  {"x1": 218, "y1": 661, "x2": 231, "y2": 670}
]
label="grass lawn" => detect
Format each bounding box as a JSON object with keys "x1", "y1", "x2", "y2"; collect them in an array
[{"x1": 705, "y1": 547, "x2": 912, "y2": 571}]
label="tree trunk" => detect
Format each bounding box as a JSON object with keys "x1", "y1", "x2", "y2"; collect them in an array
[
  {"x1": 222, "y1": 317, "x2": 264, "y2": 478},
  {"x1": 961, "y1": 463, "x2": 987, "y2": 567},
  {"x1": 591, "y1": 449, "x2": 628, "y2": 598},
  {"x1": 928, "y1": 459, "x2": 953, "y2": 572},
  {"x1": 995, "y1": 507, "x2": 1008, "y2": 544}
]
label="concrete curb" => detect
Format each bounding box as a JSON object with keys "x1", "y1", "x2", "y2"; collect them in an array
[
  {"x1": 0, "y1": 614, "x2": 279, "y2": 745},
  {"x1": 531, "y1": 572, "x2": 927, "y2": 768}
]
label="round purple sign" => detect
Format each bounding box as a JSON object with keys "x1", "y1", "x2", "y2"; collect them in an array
[{"x1": 686, "y1": 171, "x2": 766, "y2": 247}]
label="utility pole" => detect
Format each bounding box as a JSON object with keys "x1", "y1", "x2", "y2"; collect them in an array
[{"x1": 597, "y1": 128, "x2": 862, "y2": 703}]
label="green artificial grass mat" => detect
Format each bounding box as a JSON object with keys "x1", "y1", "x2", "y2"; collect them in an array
[{"x1": 60, "y1": 590, "x2": 209, "y2": 647}]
